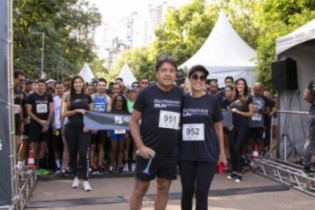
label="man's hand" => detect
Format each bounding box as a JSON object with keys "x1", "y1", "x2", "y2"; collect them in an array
[{"x1": 137, "y1": 146, "x2": 156, "y2": 159}]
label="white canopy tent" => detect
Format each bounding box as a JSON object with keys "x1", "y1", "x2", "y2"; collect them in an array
[
  {"x1": 276, "y1": 19, "x2": 315, "y2": 55},
  {"x1": 275, "y1": 19, "x2": 315, "y2": 157},
  {"x1": 179, "y1": 11, "x2": 257, "y2": 87},
  {"x1": 79, "y1": 63, "x2": 95, "y2": 83},
  {"x1": 118, "y1": 63, "x2": 137, "y2": 86}
]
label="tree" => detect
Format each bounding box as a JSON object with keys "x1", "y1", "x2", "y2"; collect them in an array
[
  {"x1": 13, "y1": 0, "x2": 102, "y2": 79},
  {"x1": 109, "y1": 47, "x2": 155, "y2": 81},
  {"x1": 152, "y1": 0, "x2": 219, "y2": 65},
  {"x1": 253, "y1": 0, "x2": 315, "y2": 86}
]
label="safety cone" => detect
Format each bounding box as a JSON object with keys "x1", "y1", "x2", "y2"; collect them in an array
[
  {"x1": 27, "y1": 148, "x2": 36, "y2": 168},
  {"x1": 250, "y1": 144, "x2": 259, "y2": 171}
]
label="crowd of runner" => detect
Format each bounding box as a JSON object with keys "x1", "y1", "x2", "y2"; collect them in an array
[{"x1": 13, "y1": 67, "x2": 277, "y2": 188}]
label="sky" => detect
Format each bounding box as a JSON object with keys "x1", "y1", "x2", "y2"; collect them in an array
[{"x1": 89, "y1": 0, "x2": 192, "y2": 25}]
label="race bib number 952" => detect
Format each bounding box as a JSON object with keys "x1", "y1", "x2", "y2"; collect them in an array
[
  {"x1": 182, "y1": 123, "x2": 205, "y2": 141},
  {"x1": 158, "y1": 110, "x2": 180, "y2": 130}
]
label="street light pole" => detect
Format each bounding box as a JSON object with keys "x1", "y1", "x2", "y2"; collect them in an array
[
  {"x1": 31, "y1": 31, "x2": 45, "y2": 77},
  {"x1": 40, "y1": 32, "x2": 45, "y2": 77}
]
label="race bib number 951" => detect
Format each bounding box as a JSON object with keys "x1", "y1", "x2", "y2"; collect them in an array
[
  {"x1": 158, "y1": 110, "x2": 180, "y2": 130},
  {"x1": 182, "y1": 123, "x2": 205, "y2": 141}
]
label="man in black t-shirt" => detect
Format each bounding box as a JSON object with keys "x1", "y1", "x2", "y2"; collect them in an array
[
  {"x1": 13, "y1": 70, "x2": 25, "y2": 157},
  {"x1": 27, "y1": 79, "x2": 53, "y2": 169},
  {"x1": 129, "y1": 56, "x2": 183, "y2": 210},
  {"x1": 303, "y1": 77, "x2": 315, "y2": 173}
]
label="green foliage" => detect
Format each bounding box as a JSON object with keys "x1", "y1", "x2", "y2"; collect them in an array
[
  {"x1": 112, "y1": 0, "x2": 315, "y2": 87},
  {"x1": 152, "y1": 0, "x2": 219, "y2": 65},
  {"x1": 253, "y1": 0, "x2": 315, "y2": 87},
  {"x1": 13, "y1": 0, "x2": 102, "y2": 80},
  {"x1": 109, "y1": 47, "x2": 155, "y2": 82}
]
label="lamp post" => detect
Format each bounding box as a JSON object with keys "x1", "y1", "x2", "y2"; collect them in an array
[{"x1": 31, "y1": 32, "x2": 45, "y2": 77}]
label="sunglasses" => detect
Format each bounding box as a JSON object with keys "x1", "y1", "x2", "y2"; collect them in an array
[
  {"x1": 191, "y1": 74, "x2": 206, "y2": 81},
  {"x1": 19, "y1": 79, "x2": 25, "y2": 82},
  {"x1": 141, "y1": 82, "x2": 148, "y2": 85}
]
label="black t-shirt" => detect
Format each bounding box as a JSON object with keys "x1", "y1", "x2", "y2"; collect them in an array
[
  {"x1": 221, "y1": 98, "x2": 232, "y2": 111},
  {"x1": 133, "y1": 84, "x2": 183, "y2": 158},
  {"x1": 27, "y1": 92, "x2": 53, "y2": 128},
  {"x1": 249, "y1": 95, "x2": 269, "y2": 128},
  {"x1": 67, "y1": 93, "x2": 92, "y2": 126},
  {"x1": 307, "y1": 78, "x2": 315, "y2": 115},
  {"x1": 179, "y1": 94, "x2": 222, "y2": 162},
  {"x1": 22, "y1": 92, "x2": 29, "y2": 124},
  {"x1": 264, "y1": 97, "x2": 276, "y2": 127},
  {"x1": 14, "y1": 87, "x2": 23, "y2": 124},
  {"x1": 231, "y1": 95, "x2": 253, "y2": 126}
]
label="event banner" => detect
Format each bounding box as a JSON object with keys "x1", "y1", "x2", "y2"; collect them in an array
[
  {"x1": 84, "y1": 111, "x2": 131, "y2": 130},
  {"x1": 83, "y1": 110, "x2": 232, "y2": 130}
]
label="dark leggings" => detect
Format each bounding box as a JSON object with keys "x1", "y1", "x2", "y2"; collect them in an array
[
  {"x1": 179, "y1": 161, "x2": 217, "y2": 210},
  {"x1": 65, "y1": 124, "x2": 90, "y2": 180},
  {"x1": 229, "y1": 125, "x2": 249, "y2": 173}
]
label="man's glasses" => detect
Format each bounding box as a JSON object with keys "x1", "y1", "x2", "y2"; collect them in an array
[
  {"x1": 19, "y1": 79, "x2": 25, "y2": 83},
  {"x1": 141, "y1": 81, "x2": 148, "y2": 85},
  {"x1": 191, "y1": 74, "x2": 206, "y2": 81}
]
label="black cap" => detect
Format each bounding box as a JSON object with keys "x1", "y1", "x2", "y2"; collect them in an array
[
  {"x1": 127, "y1": 87, "x2": 136, "y2": 93},
  {"x1": 188, "y1": 65, "x2": 209, "y2": 77}
]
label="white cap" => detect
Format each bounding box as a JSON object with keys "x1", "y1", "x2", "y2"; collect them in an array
[{"x1": 45, "y1": 79, "x2": 56, "y2": 84}]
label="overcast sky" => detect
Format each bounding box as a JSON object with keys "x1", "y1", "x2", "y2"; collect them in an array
[{"x1": 89, "y1": 0, "x2": 193, "y2": 25}]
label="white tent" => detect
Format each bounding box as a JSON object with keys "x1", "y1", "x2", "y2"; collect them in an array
[
  {"x1": 79, "y1": 63, "x2": 95, "y2": 83},
  {"x1": 276, "y1": 19, "x2": 315, "y2": 55},
  {"x1": 275, "y1": 19, "x2": 315, "y2": 157},
  {"x1": 118, "y1": 63, "x2": 137, "y2": 86},
  {"x1": 179, "y1": 11, "x2": 257, "y2": 87}
]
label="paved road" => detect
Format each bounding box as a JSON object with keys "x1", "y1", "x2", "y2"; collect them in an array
[{"x1": 26, "y1": 172, "x2": 314, "y2": 210}]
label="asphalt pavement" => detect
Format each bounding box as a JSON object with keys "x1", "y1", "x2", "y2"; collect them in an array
[{"x1": 25, "y1": 171, "x2": 315, "y2": 210}]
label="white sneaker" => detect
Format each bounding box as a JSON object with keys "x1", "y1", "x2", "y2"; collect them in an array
[
  {"x1": 72, "y1": 177, "x2": 79, "y2": 188},
  {"x1": 131, "y1": 163, "x2": 136, "y2": 172},
  {"x1": 16, "y1": 161, "x2": 25, "y2": 170},
  {"x1": 83, "y1": 181, "x2": 92, "y2": 191},
  {"x1": 123, "y1": 163, "x2": 129, "y2": 172}
]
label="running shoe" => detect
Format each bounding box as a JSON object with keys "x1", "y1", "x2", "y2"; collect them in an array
[
  {"x1": 123, "y1": 163, "x2": 129, "y2": 172},
  {"x1": 83, "y1": 181, "x2": 92, "y2": 191},
  {"x1": 16, "y1": 161, "x2": 25, "y2": 170},
  {"x1": 227, "y1": 171, "x2": 237, "y2": 180},
  {"x1": 235, "y1": 174, "x2": 243, "y2": 183},
  {"x1": 72, "y1": 177, "x2": 79, "y2": 188},
  {"x1": 131, "y1": 162, "x2": 136, "y2": 172}
]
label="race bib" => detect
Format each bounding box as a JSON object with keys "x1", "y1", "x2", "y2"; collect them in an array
[
  {"x1": 114, "y1": 129, "x2": 126, "y2": 134},
  {"x1": 158, "y1": 110, "x2": 180, "y2": 130},
  {"x1": 182, "y1": 123, "x2": 205, "y2": 141},
  {"x1": 13, "y1": 105, "x2": 21, "y2": 114},
  {"x1": 36, "y1": 104, "x2": 48, "y2": 114},
  {"x1": 252, "y1": 113, "x2": 262, "y2": 121}
]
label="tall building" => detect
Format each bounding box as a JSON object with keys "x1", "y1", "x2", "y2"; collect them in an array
[{"x1": 93, "y1": 0, "x2": 199, "y2": 69}]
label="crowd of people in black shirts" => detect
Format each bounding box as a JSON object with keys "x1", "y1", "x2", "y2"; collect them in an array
[{"x1": 13, "y1": 57, "x2": 277, "y2": 197}]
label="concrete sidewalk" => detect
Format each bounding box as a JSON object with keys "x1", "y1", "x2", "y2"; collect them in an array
[{"x1": 26, "y1": 173, "x2": 314, "y2": 210}]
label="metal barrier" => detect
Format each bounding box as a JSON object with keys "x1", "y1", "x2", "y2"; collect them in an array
[
  {"x1": 12, "y1": 169, "x2": 37, "y2": 210},
  {"x1": 254, "y1": 110, "x2": 315, "y2": 196}
]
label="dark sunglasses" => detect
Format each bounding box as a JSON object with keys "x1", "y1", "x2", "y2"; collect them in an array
[
  {"x1": 19, "y1": 79, "x2": 26, "y2": 82},
  {"x1": 191, "y1": 74, "x2": 206, "y2": 81},
  {"x1": 141, "y1": 82, "x2": 148, "y2": 85}
]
